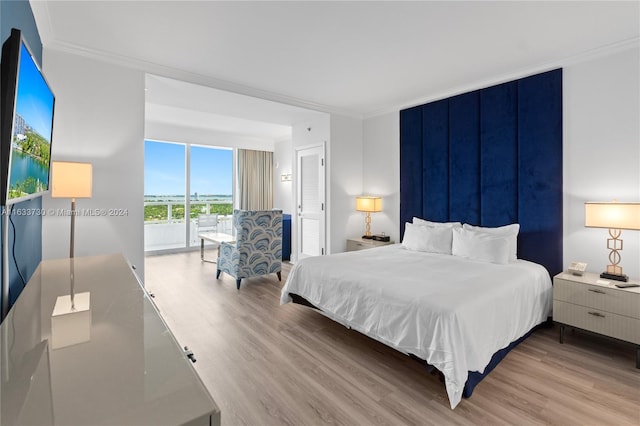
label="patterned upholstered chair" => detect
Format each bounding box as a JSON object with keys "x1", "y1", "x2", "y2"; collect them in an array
[{"x1": 216, "y1": 209, "x2": 283, "y2": 289}]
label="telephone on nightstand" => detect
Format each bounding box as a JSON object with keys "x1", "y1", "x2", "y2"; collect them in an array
[{"x1": 568, "y1": 261, "x2": 587, "y2": 276}]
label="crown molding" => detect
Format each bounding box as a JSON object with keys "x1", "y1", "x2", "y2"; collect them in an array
[
  {"x1": 43, "y1": 40, "x2": 364, "y2": 120},
  {"x1": 40, "y1": 33, "x2": 638, "y2": 123},
  {"x1": 363, "y1": 37, "x2": 640, "y2": 120},
  {"x1": 29, "y1": 1, "x2": 55, "y2": 46}
]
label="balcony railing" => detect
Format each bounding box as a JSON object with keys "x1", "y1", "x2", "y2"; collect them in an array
[{"x1": 144, "y1": 201, "x2": 233, "y2": 252}]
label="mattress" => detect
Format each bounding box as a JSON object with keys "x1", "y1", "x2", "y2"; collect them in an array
[{"x1": 280, "y1": 244, "x2": 552, "y2": 409}]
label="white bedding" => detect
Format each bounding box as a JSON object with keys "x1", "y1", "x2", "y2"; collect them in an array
[{"x1": 280, "y1": 244, "x2": 552, "y2": 409}]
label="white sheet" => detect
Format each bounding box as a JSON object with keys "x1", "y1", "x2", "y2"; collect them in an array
[{"x1": 280, "y1": 244, "x2": 552, "y2": 409}]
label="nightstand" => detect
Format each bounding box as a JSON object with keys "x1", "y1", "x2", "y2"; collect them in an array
[
  {"x1": 553, "y1": 271, "x2": 640, "y2": 368},
  {"x1": 346, "y1": 237, "x2": 394, "y2": 252}
]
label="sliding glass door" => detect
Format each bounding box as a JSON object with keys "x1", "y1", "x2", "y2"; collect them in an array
[
  {"x1": 188, "y1": 145, "x2": 233, "y2": 247},
  {"x1": 144, "y1": 141, "x2": 186, "y2": 251},
  {"x1": 144, "y1": 140, "x2": 233, "y2": 252}
]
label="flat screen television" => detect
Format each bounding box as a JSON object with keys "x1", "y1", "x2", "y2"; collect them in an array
[{"x1": 1, "y1": 28, "x2": 55, "y2": 206}]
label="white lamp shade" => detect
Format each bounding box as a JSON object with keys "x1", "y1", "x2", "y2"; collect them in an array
[
  {"x1": 51, "y1": 162, "x2": 93, "y2": 199},
  {"x1": 585, "y1": 202, "x2": 640, "y2": 230},
  {"x1": 356, "y1": 196, "x2": 382, "y2": 213}
]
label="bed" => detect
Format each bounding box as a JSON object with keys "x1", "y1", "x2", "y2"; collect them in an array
[
  {"x1": 282, "y1": 70, "x2": 562, "y2": 409},
  {"x1": 281, "y1": 234, "x2": 552, "y2": 409}
]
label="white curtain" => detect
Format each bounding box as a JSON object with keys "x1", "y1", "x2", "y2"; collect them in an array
[{"x1": 237, "y1": 149, "x2": 274, "y2": 210}]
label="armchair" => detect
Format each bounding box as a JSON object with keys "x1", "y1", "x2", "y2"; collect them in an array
[{"x1": 216, "y1": 209, "x2": 283, "y2": 289}]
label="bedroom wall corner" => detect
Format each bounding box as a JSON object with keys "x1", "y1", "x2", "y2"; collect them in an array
[
  {"x1": 563, "y1": 45, "x2": 640, "y2": 280},
  {"x1": 41, "y1": 48, "x2": 146, "y2": 280},
  {"x1": 363, "y1": 112, "x2": 400, "y2": 243},
  {"x1": 329, "y1": 114, "x2": 363, "y2": 254},
  {"x1": 273, "y1": 138, "x2": 293, "y2": 215}
]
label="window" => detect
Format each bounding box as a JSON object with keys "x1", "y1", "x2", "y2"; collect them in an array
[
  {"x1": 144, "y1": 140, "x2": 233, "y2": 252},
  {"x1": 188, "y1": 145, "x2": 233, "y2": 247}
]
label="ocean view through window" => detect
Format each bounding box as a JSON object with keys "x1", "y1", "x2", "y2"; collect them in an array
[{"x1": 144, "y1": 140, "x2": 233, "y2": 252}]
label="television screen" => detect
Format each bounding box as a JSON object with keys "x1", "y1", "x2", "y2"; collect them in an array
[{"x1": 1, "y1": 28, "x2": 55, "y2": 206}]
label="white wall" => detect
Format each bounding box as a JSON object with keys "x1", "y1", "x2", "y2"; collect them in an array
[
  {"x1": 41, "y1": 49, "x2": 146, "y2": 278},
  {"x1": 273, "y1": 138, "x2": 293, "y2": 214},
  {"x1": 363, "y1": 46, "x2": 640, "y2": 280},
  {"x1": 286, "y1": 113, "x2": 366, "y2": 257},
  {"x1": 363, "y1": 112, "x2": 400, "y2": 242},
  {"x1": 329, "y1": 114, "x2": 364, "y2": 254},
  {"x1": 563, "y1": 47, "x2": 639, "y2": 280},
  {"x1": 145, "y1": 120, "x2": 275, "y2": 151}
]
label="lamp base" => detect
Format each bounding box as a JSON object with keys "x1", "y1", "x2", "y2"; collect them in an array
[
  {"x1": 600, "y1": 272, "x2": 629, "y2": 282},
  {"x1": 51, "y1": 292, "x2": 91, "y2": 349},
  {"x1": 361, "y1": 235, "x2": 373, "y2": 239}
]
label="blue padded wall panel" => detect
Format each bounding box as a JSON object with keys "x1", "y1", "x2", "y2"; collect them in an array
[
  {"x1": 398, "y1": 69, "x2": 563, "y2": 397},
  {"x1": 399, "y1": 69, "x2": 562, "y2": 276},
  {"x1": 399, "y1": 106, "x2": 423, "y2": 239},
  {"x1": 422, "y1": 100, "x2": 449, "y2": 222},
  {"x1": 517, "y1": 69, "x2": 563, "y2": 276},
  {"x1": 480, "y1": 82, "x2": 518, "y2": 227},
  {"x1": 449, "y1": 91, "x2": 481, "y2": 224}
]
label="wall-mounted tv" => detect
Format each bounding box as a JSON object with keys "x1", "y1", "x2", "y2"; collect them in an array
[{"x1": 1, "y1": 28, "x2": 55, "y2": 206}]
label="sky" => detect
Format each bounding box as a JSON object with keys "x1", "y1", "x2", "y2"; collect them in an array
[
  {"x1": 15, "y1": 43, "x2": 55, "y2": 142},
  {"x1": 144, "y1": 141, "x2": 233, "y2": 196}
]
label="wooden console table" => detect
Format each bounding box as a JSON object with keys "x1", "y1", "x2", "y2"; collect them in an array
[{"x1": 0, "y1": 254, "x2": 220, "y2": 425}]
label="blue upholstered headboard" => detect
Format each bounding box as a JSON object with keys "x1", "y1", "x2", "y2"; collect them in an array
[{"x1": 400, "y1": 69, "x2": 563, "y2": 277}]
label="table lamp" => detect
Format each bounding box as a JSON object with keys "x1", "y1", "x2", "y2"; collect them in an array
[
  {"x1": 50, "y1": 161, "x2": 93, "y2": 348},
  {"x1": 585, "y1": 201, "x2": 640, "y2": 282},
  {"x1": 51, "y1": 257, "x2": 91, "y2": 349},
  {"x1": 356, "y1": 196, "x2": 382, "y2": 239},
  {"x1": 51, "y1": 161, "x2": 93, "y2": 258}
]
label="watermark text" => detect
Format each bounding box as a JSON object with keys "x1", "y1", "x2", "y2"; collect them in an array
[{"x1": 7, "y1": 208, "x2": 129, "y2": 217}]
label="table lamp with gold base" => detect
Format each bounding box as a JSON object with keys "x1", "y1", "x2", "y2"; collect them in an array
[{"x1": 585, "y1": 201, "x2": 640, "y2": 282}]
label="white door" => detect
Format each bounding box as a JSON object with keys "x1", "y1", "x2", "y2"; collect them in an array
[{"x1": 296, "y1": 144, "x2": 325, "y2": 260}]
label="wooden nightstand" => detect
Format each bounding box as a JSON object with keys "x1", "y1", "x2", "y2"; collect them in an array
[
  {"x1": 553, "y1": 271, "x2": 640, "y2": 368},
  {"x1": 346, "y1": 237, "x2": 394, "y2": 252}
]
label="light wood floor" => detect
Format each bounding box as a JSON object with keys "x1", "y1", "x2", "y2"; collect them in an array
[{"x1": 145, "y1": 251, "x2": 640, "y2": 426}]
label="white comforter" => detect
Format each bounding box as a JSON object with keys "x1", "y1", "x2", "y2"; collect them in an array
[{"x1": 280, "y1": 244, "x2": 552, "y2": 409}]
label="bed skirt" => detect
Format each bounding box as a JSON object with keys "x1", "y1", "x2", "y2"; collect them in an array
[{"x1": 462, "y1": 319, "x2": 551, "y2": 397}]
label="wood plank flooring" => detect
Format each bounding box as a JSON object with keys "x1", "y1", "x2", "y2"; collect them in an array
[{"x1": 144, "y1": 251, "x2": 640, "y2": 426}]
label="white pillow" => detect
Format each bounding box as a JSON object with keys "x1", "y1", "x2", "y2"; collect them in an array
[
  {"x1": 462, "y1": 223, "x2": 519, "y2": 262},
  {"x1": 402, "y1": 222, "x2": 453, "y2": 254},
  {"x1": 452, "y1": 227, "x2": 511, "y2": 265},
  {"x1": 412, "y1": 217, "x2": 462, "y2": 228}
]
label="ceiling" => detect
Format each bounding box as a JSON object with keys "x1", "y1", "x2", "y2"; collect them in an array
[
  {"x1": 144, "y1": 74, "x2": 325, "y2": 141},
  {"x1": 31, "y1": 1, "x2": 639, "y2": 134}
]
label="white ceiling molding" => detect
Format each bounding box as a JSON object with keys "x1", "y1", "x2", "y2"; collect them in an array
[
  {"x1": 145, "y1": 103, "x2": 292, "y2": 140},
  {"x1": 43, "y1": 39, "x2": 362, "y2": 120},
  {"x1": 32, "y1": 1, "x2": 639, "y2": 122},
  {"x1": 366, "y1": 37, "x2": 640, "y2": 119}
]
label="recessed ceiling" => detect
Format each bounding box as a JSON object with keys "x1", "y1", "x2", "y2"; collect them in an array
[
  {"x1": 145, "y1": 74, "x2": 326, "y2": 140},
  {"x1": 32, "y1": 1, "x2": 639, "y2": 118}
]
